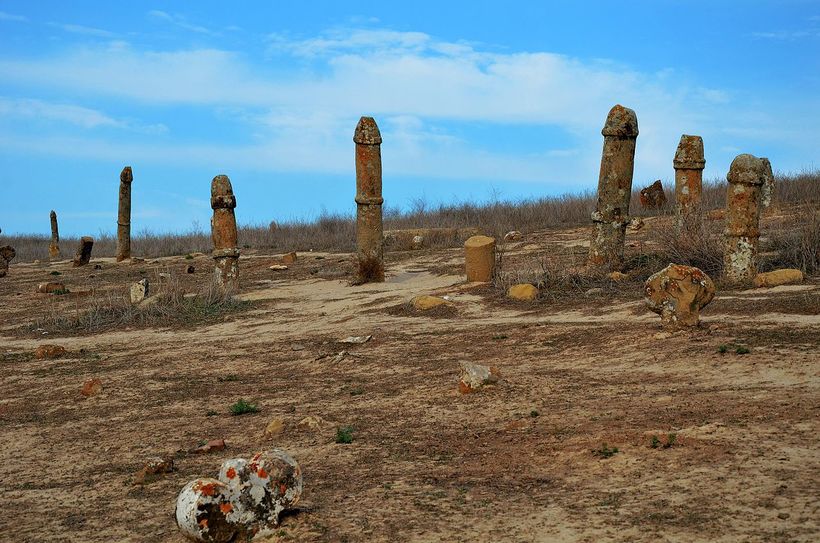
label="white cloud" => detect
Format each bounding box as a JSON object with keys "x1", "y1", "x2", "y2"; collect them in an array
[
  {"x1": 148, "y1": 10, "x2": 214, "y2": 35},
  {"x1": 47, "y1": 22, "x2": 116, "y2": 38},
  {"x1": 0, "y1": 11, "x2": 27, "y2": 22}
]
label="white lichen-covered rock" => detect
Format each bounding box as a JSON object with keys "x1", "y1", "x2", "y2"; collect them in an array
[
  {"x1": 458, "y1": 361, "x2": 500, "y2": 394},
  {"x1": 175, "y1": 449, "x2": 303, "y2": 542},
  {"x1": 130, "y1": 278, "x2": 149, "y2": 304}
]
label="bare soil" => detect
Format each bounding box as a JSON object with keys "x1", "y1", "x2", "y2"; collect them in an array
[{"x1": 1, "y1": 224, "x2": 818, "y2": 542}]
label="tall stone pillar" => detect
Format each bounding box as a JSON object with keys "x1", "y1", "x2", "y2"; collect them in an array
[
  {"x1": 354, "y1": 116, "x2": 384, "y2": 283},
  {"x1": 587, "y1": 105, "x2": 639, "y2": 270},
  {"x1": 116, "y1": 166, "x2": 133, "y2": 262},
  {"x1": 211, "y1": 175, "x2": 239, "y2": 292},
  {"x1": 49, "y1": 210, "x2": 61, "y2": 259},
  {"x1": 673, "y1": 135, "x2": 705, "y2": 226},
  {"x1": 724, "y1": 154, "x2": 766, "y2": 284}
]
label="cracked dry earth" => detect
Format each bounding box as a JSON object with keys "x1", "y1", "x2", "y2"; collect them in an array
[{"x1": 1, "y1": 235, "x2": 818, "y2": 542}]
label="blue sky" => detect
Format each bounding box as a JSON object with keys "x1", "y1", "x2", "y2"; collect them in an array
[{"x1": 1, "y1": 1, "x2": 818, "y2": 236}]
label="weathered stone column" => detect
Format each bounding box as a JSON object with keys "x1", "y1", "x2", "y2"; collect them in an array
[
  {"x1": 48, "y1": 210, "x2": 61, "y2": 259},
  {"x1": 211, "y1": 175, "x2": 239, "y2": 291},
  {"x1": 73, "y1": 236, "x2": 94, "y2": 267},
  {"x1": 116, "y1": 166, "x2": 133, "y2": 262},
  {"x1": 354, "y1": 116, "x2": 384, "y2": 283},
  {"x1": 464, "y1": 235, "x2": 496, "y2": 282},
  {"x1": 724, "y1": 154, "x2": 766, "y2": 284},
  {"x1": 759, "y1": 158, "x2": 775, "y2": 209},
  {"x1": 673, "y1": 135, "x2": 705, "y2": 227},
  {"x1": 587, "y1": 105, "x2": 639, "y2": 270},
  {"x1": 0, "y1": 245, "x2": 15, "y2": 277}
]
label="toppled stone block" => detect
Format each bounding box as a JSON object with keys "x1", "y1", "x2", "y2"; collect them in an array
[
  {"x1": 72, "y1": 237, "x2": 94, "y2": 267},
  {"x1": 264, "y1": 418, "x2": 285, "y2": 437},
  {"x1": 81, "y1": 378, "x2": 103, "y2": 397},
  {"x1": 282, "y1": 252, "x2": 297, "y2": 264},
  {"x1": 459, "y1": 361, "x2": 500, "y2": 394},
  {"x1": 507, "y1": 283, "x2": 538, "y2": 301},
  {"x1": 464, "y1": 235, "x2": 496, "y2": 282},
  {"x1": 175, "y1": 449, "x2": 303, "y2": 542},
  {"x1": 34, "y1": 344, "x2": 66, "y2": 359},
  {"x1": 134, "y1": 456, "x2": 175, "y2": 485},
  {"x1": 189, "y1": 439, "x2": 227, "y2": 455},
  {"x1": 0, "y1": 245, "x2": 16, "y2": 277},
  {"x1": 297, "y1": 416, "x2": 324, "y2": 432},
  {"x1": 37, "y1": 282, "x2": 66, "y2": 294},
  {"x1": 753, "y1": 269, "x2": 803, "y2": 288},
  {"x1": 639, "y1": 180, "x2": 667, "y2": 209},
  {"x1": 644, "y1": 264, "x2": 715, "y2": 328},
  {"x1": 130, "y1": 278, "x2": 149, "y2": 304},
  {"x1": 411, "y1": 295, "x2": 449, "y2": 310},
  {"x1": 504, "y1": 230, "x2": 523, "y2": 241}
]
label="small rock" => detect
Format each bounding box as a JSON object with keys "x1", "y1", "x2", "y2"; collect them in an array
[
  {"x1": 130, "y1": 278, "x2": 149, "y2": 304},
  {"x1": 189, "y1": 439, "x2": 227, "y2": 455},
  {"x1": 753, "y1": 269, "x2": 803, "y2": 288},
  {"x1": 186, "y1": 265, "x2": 195, "y2": 274},
  {"x1": 644, "y1": 264, "x2": 715, "y2": 328},
  {"x1": 81, "y1": 378, "x2": 102, "y2": 397},
  {"x1": 628, "y1": 217, "x2": 645, "y2": 231},
  {"x1": 585, "y1": 287, "x2": 604, "y2": 296},
  {"x1": 131, "y1": 257, "x2": 145, "y2": 264},
  {"x1": 297, "y1": 416, "x2": 324, "y2": 432},
  {"x1": 411, "y1": 295, "x2": 449, "y2": 310},
  {"x1": 34, "y1": 344, "x2": 66, "y2": 359},
  {"x1": 37, "y1": 282, "x2": 66, "y2": 294},
  {"x1": 507, "y1": 283, "x2": 538, "y2": 301},
  {"x1": 282, "y1": 252, "x2": 297, "y2": 264},
  {"x1": 503, "y1": 230, "x2": 523, "y2": 241},
  {"x1": 504, "y1": 419, "x2": 531, "y2": 431},
  {"x1": 777, "y1": 512, "x2": 790, "y2": 520},
  {"x1": 458, "y1": 361, "x2": 500, "y2": 394},
  {"x1": 33, "y1": 259, "x2": 41, "y2": 264},
  {"x1": 652, "y1": 332, "x2": 672, "y2": 340},
  {"x1": 707, "y1": 209, "x2": 725, "y2": 221},
  {"x1": 264, "y1": 418, "x2": 285, "y2": 437},
  {"x1": 340, "y1": 335, "x2": 372, "y2": 344},
  {"x1": 93, "y1": 264, "x2": 102, "y2": 270},
  {"x1": 269, "y1": 265, "x2": 289, "y2": 271},
  {"x1": 134, "y1": 456, "x2": 175, "y2": 485},
  {"x1": 411, "y1": 235, "x2": 424, "y2": 249},
  {"x1": 607, "y1": 271, "x2": 629, "y2": 282},
  {"x1": 158, "y1": 272, "x2": 171, "y2": 279}
]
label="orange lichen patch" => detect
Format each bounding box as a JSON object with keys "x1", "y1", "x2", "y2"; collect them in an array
[
  {"x1": 257, "y1": 468, "x2": 268, "y2": 478},
  {"x1": 199, "y1": 519, "x2": 208, "y2": 528},
  {"x1": 226, "y1": 467, "x2": 236, "y2": 479},
  {"x1": 195, "y1": 481, "x2": 219, "y2": 497},
  {"x1": 219, "y1": 503, "x2": 233, "y2": 514},
  {"x1": 458, "y1": 381, "x2": 473, "y2": 394}
]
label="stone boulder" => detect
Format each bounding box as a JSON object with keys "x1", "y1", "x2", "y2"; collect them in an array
[
  {"x1": 504, "y1": 230, "x2": 523, "y2": 241},
  {"x1": 411, "y1": 295, "x2": 449, "y2": 310},
  {"x1": 37, "y1": 282, "x2": 66, "y2": 294},
  {"x1": 130, "y1": 279, "x2": 149, "y2": 304},
  {"x1": 507, "y1": 284, "x2": 538, "y2": 301},
  {"x1": 459, "y1": 361, "x2": 500, "y2": 394},
  {"x1": 34, "y1": 344, "x2": 66, "y2": 359},
  {"x1": 639, "y1": 180, "x2": 667, "y2": 209},
  {"x1": 753, "y1": 269, "x2": 803, "y2": 288},
  {"x1": 282, "y1": 252, "x2": 297, "y2": 264},
  {"x1": 72, "y1": 237, "x2": 94, "y2": 267},
  {"x1": 644, "y1": 264, "x2": 715, "y2": 327}
]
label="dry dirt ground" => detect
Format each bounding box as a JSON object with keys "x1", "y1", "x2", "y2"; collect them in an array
[{"x1": 1, "y1": 224, "x2": 818, "y2": 543}]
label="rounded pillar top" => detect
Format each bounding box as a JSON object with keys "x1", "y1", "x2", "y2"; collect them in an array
[
  {"x1": 353, "y1": 116, "x2": 382, "y2": 145},
  {"x1": 120, "y1": 166, "x2": 133, "y2": 184},
  {"x1": 673, "y1": 135, "x2": 705, "y2": 169},
  {"x1": 727, "y1": 154, "x2": 766, "y2": 186},
  {"x1": 211, "y1": 174, "x2": 237, "y2": 209},
  {"x1": 50, "y1": 210, "x2": 56, "y2": 218},
  {"x1": 601, "y1": 105, "x2": 639, "y2": 137}
]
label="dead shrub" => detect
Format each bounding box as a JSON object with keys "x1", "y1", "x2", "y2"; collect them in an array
[
  {"x1": 649, "y1": 212, "x2": 724, "y2": 278},
  {"x1": 761, "y1": 207, "x2": 820, "y2": 274}
]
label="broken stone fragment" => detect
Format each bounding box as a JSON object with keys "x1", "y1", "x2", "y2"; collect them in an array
[
  {"x1": 464, "y1": 235, "x2": 496, "y2": 282},
  {"x1": 282, "y1": 252, "x2": 297, "y2": 264},
  {"x1": 264, "y1": 418, "x2": 285, "y2": 436},
  {"x1": 628, "y1": 217, "x2": 645, "y2": 231},
  {"x1": 753, "y1": 268, "x2": 803, "y2": 288},
  {"x1": 639, "y1": 180, "x2": 667, "y2": 209},
  {"x1": 297, "y1": 416, "x2": 324, "y2": 432},
  {"x1": 189, "y1": 439, "x2": 227, "y2": 455},
  {"x1": 130, "y1": 278, "x2": 149, "y2": 304},
  {"x1": 134, "y1": 456, "x2": 175, "y2": 485},
  {"x1": 34, "y1": 344, "x2": 66, "y2": 359},
  {"x1": 175, "y1": 449, "x2": 303, "y2": 542},
  {"x1": 458, "y1": 361, "x2": 500, "y2": 394},
  {"x1": 37, "y1": 282, "x2": 65, "y2": 294},
  {"x1": 411, "y1": 295, "x2": 449, "y2": 310},
  {"x1": 607, "y1": 271, "x2": 629, "y2": 282},
  {"x1": 503, "y1": 230, "x2": 523, "y2": 241},
  {"x1": 72, "y1": 237, "x2": 94, "y2": 267},
  {"x1": 507, "y1": 283, "x2": 538, "y2": 301},
  {"x1": 411, "y1": 235, "x2": 424, "y2": 249},
  {"x1": 0, "y1": 245, "x2": 16, "y2": 277},
  {"x1": 644, "y1": 264, "x2": 715, "y2": 328},
  {"x1": 268, "y1": 265, "x2": 288, "y2": 271},
  {"x1": 81, "y1": 378, "x2": 102, "y2": 397}
]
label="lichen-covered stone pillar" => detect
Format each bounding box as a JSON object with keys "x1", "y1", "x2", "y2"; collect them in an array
[
  {"x1": 0, "y1": 245, "x2": 15, "y2": 277},
  {"x1": 759, "y1": 157, "x2": 774, "y2": 210},
  {"x1": 724, "y1": 154, "x2": 766, "y2": 284},
  {"x1": 587, "y1": 105, "x2": 639, "y2": 270},
  {"x1": 48, "y1": 210, "x2": 60, "y2": 259},
  {"x1": 116, "y1": 166, "x2": 133, "y2": 262},
  {"x1": 73, "y1": 236, "x2": 94, "y2": 267},
  {"x1": 353, "y1": 116, "x2": 384, "y2": 283},
  {"x1": 211, "y1": 175, "x2": 239, "y2": 292},
  {"x1": 673, "y1": 135, "x2": 705, "y2": 227}
]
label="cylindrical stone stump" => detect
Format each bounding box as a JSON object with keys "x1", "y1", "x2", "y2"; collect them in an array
[
  {"x1": 0, "y1": 245, "x2": 16, "y2": 277},
  {"x1": 759, "y1": 158, "x2": 774, "y2": 209},
  {"x1": 724, "y1": 154, "x2": 766, "y2": 284},
  {"x1": 211, "y1": 175, "x2": 239, "y2": 292},
  {"x1": 465, "y1": 235, "x2": 496, "y2": 282},
  {"x1": 673, "y1": 135, "x2": 705, "y2": 227},
  {"x1": 49, "y1": 210, "x2": 60, "y2": 259},
  {"x1": 587, "y1": 105, "x2": 638, "y2": 270},
  {"x1": 73, "y1": 236, "x2": 94, "y2": 267},
  {"x1": 116, "y1": 166, "x2": 133, "y2": 262},
  {"x1": 354, "y1": 116, "x2": 385, "y2": 283}
]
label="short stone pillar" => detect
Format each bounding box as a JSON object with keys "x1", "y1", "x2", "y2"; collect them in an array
[
  {"x1": 673, "y1": 135, "x2": 705, "y2": 226},
  {"x1": 465, "y1": 235, "x2": 496, "y2": 282},
  {"x1": 73, "y1": 236, "x2": 94, "y2": 267},
  {"x1": 0, "y1": 245, "x2": 16, "y2": 277},
  {"x1": 587, "y1": 105, "x2": 638, "y2": 270},
  {"x1": 116, "y1": 166, "x2": 133, "y2": 262},
  {"x1": 48, "y1": 210, "x2": 60, "y2": 259},
  {"x1": 211, "y1": 175, "x2": 239, "y2": 291},
  {"x1": 759, "y1": 158, "x2": 774, "y2": 209},
  {"x1": 724, "y1": 154, "x2": 766, "y2": 284},
  {"x1": 354, "y1": 116, "x2": 385, "y2": 283}
]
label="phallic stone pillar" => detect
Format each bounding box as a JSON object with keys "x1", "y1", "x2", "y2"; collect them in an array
[
  {"x1": 354, "y1": 116, "x2": 385, "y2": 283},
  {"x1": 464, "y1": 235, "x2": 496, "y2": 282},
  {"x1": 587, "y1": 105, "x2": 638, "y2": 270},
  {"x1": 724, "y1": 154, "x2": 766, "y2": 284},
  {"x1": 116, "y1": 166, "x2": 133, "y2": 262},
  {"x1": 211, "y1": 175, "x2": 239, "y2": 291},
  {"x1": 0, "y1": 245, "x2": 16, "y2": 277},
  {"x1": 49, "y1": 210, "x2": 61, "y2": 259},
  {"x1": 673, "y1": 135, "x2": 706, "y2": 226},
  {"x1": 759, "y1": 158, "x2": 774, "y2": 210},
  {"x1": 73, "y1": 236, "x2": 94, "y2": 267}
]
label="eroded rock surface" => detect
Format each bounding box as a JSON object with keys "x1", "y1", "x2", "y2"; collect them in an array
[{"x1": 644, "y1": 264, "x2": 715, "y2": 328}]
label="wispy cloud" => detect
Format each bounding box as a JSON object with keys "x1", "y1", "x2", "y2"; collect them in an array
[
  {"x1": 148, "y1": 10, "x2": 215, "y2": 35},
  {"x1": 751, "y1": 30, "x2": 818, "y2": 40},
  {"x1": 0, "y1": 11, "x2": 27, "y2": 22},
  {"x1": 47, "y1": 22, "x2": 116, "y2": 38},
  {"x1": 0, "y1": 97, "x2": 168, "y2": 133}
]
